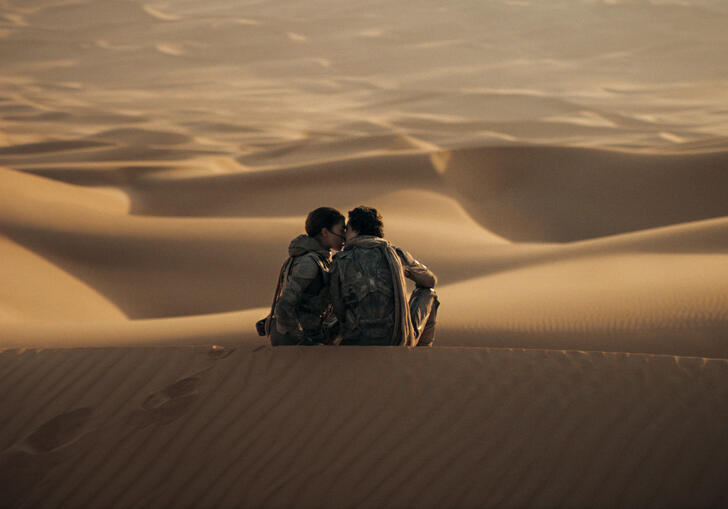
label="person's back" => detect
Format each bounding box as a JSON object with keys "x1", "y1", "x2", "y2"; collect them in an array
[
  {"x1": 333, "y1": 236, "x2": 397, "y2": 345},
  {"x1": 330, "y1": 206, "x2": 439, "y2": 346},
  {"x1": 270, "y1": 234, "x2": 332, "y2": 345},
  {"x1": 261, "y1": 207, "x2": 346, "y2": 346}
]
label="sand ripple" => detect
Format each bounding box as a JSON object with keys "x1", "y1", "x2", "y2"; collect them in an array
[{"x1": 1, "y1": 346, "x2": 727, "y2": 508}]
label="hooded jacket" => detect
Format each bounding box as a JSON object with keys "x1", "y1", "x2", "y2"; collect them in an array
[{"x1": 272, "y1": 234, "x2": 333, "y2": 343}]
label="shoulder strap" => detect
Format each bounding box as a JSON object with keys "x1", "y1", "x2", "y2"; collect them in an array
[{"x1": 306, "y1": 251, "x2": 328, "y2": 275}]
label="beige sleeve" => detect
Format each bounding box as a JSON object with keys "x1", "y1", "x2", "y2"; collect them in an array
[{"x1": 396, "y1": 248, "x2": 437, "y2": 288}]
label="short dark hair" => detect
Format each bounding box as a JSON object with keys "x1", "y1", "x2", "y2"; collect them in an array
[
  {"x1": 305, "y1": 207, "x2": 345, "y2": 237},
  {"x1": 348, "y1": 206, "x2": 384, "y2": 237}
]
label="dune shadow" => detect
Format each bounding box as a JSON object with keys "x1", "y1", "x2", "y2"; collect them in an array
[{"x1": 440, "y1": 145, "x2": 728, "y2": 242}]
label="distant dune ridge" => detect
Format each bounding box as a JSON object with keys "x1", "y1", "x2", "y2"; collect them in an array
[{"x1": 1, "y1": 0, "x2": 728, "y2": 507}]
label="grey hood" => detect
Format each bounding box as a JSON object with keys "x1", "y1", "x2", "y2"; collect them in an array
[
  {"x1": 343, "y1": 235, "x2": 389, "y2": 250},
  {"x1": 288, "y1": 234, "x2": 331, "y2": 260}
]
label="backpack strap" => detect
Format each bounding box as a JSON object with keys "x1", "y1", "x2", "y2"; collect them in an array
[
  {"x1": 262, "y1": 256, "x2": 294, "y2": 336},
  {"x1": 304, "y1": 251, "x2": 329, "y2": 279},
  {"x1": 272, "y1": 257, "x2": 295, "y2": 313}
]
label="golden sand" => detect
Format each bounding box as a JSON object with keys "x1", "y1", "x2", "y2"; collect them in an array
[{"x1": 1, "y1": 0, "x2": 727, "y2": 507}]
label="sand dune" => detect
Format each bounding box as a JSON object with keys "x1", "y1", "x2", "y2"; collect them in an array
[
  {"x1": 0, "y1": 234, "x2": 125, "y2": 322},
  {"x1": 2, "y1": 0, "x2": 728, "y2": 506},
  {"x1": 437, "y1": 252, "x2": 728, "y2": 357},
  {"x1": 1, "y1": 347, "x2": 727, "y2": 509},
  {"x1": 1, "y1": 161, "x2": 726, "y2": 356},
  {"x1": 438, "y1": 145, "x2": 728, "y2": 241},
  {"x1": 8, "y1": 141, "x2": 727, "y2": 243}
]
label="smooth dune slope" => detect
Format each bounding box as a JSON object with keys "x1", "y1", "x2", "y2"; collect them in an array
[
  {"x1": 1, "y1": 346, "x2": 727, "y2": 509},
  {"x1": 0, "y1": 235, "x2": 125, "y2": 322},
  {"x1": 438, "y1": 146, "x2": 728, "y2": 241},
  {"x1": 437, "y1": 252, "x2": 728, "y2": 357},
  {"x1": 13, "y1": 146, "x2": 728, "y2": 243}
]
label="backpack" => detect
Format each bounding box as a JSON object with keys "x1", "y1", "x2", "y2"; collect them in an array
[{"x1": 337, "y1": 247, "x2": 396, "y2": 342}]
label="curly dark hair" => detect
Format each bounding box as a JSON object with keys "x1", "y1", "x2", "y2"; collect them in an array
[
  {"x1": 305, "y1": 207, "x2": 345, "y2": 237},
  {"x1": 347, "y1": 206, "x2": 384, "y2": 238}
]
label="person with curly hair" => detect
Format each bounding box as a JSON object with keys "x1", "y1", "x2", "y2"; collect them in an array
[{"x1": 329, "y1": 206, "x2": 439, "y2": 346}]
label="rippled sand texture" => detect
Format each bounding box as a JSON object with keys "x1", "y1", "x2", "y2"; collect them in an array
[
  {"x1": 2, "y1": 347, "x2": 728, "y2": 509},
  {"x1": 1, "y1": 0, "x2": 728, "y2": 507}
]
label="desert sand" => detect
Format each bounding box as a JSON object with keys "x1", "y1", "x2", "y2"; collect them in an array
[{"x1": 1, "y1": 0, "x2": 727, "y2": 507}]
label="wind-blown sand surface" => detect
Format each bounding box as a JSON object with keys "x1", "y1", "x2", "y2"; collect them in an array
[
  {"x1": 1, "y1": 0, "x2": 728, "y2": 507},
  {"x1": 2, "y1": 347, "x2": 727, "y2": 509}
]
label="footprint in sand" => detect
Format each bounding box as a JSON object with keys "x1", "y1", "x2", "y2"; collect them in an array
[
  {"x1": 130, "y1": 376, "x2": 201, "y2": 428},
  {"x1": 0, "y1": 408, "x2": 94, "y2": 507},
  {"x1": 24, "y1": 407, "x2": 94, "y2": 453}
]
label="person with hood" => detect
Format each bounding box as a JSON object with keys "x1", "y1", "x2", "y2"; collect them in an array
[
  {"x1": 329, "y1": 206, "x2": 439, "y2": 346},
  {"x1": 263, "y1": 207, "x2": 346, "y2": 346}
]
